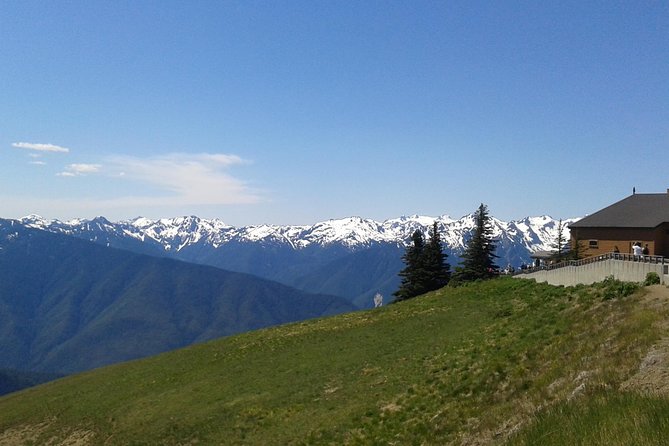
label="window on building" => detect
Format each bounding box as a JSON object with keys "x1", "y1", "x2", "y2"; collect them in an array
[{"x1": 588, "y1": 240, "x2": 599, "y2": 249}]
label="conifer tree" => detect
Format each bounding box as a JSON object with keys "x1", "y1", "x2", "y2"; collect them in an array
[
  {"x1": 424, "y1": 221, "x2": 451, "y2": 290},
  {"x1": 394, "y1": 223, "x2": 452, "y2": 301},
  {"x1": 550, "y1": 219, "x2": 568, "y2": 261},
  {"x1": 394, "y1": 229, "x2": 428, "y2": 301},
  {"x1": 456, "y1": 203, "x2": 498, "y2": 282},
  {"x1": 569, "y1": 238, "x2": 584, "y2": 260}
]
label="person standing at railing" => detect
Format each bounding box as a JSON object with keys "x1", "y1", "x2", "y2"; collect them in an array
[{"x1": 632, "y1": 242, "x2": 643, "y2": 260}]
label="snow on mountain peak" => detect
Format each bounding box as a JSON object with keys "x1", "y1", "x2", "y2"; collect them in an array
[
  {"x1": 299, "y1": 217, "x2": 389, "y2": 247},
  {"x1": 19, "y1": 214, "x2": 53, "y2": 228},
  {"x1": 128, "y1": 217, "x2": 155, "y2": 228},
  {"x1": 15, "y1": 212, "x2": 580, "y2": 256}
]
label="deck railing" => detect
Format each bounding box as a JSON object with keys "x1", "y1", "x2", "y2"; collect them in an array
[{"x1": 515, "y1": 252, "x2": 666, "y2": 275}]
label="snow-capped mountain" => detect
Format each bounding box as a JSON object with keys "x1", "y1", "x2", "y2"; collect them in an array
[
  {"x1": 18, "y1": 213, "x2": 578, "y2": 308},
  {"x1": 19, "y1": 213, "x2": 576, "y2": 254}
]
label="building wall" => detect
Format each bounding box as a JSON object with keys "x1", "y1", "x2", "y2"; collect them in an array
[
  {"x1": 570, "y1": 227, "x2": 660, "y2": 257},
  {"x1": 654, "y1": 223, "x2": 669, "y2": 257},
  {"x1": 516, "y1": 259, "x2": 668, "y2": 287}
]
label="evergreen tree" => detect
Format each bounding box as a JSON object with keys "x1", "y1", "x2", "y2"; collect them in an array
[
  {"x1": 569, "y1": 238, "x2": 584, "y2": 260},
  {"x1": 456, "y1": 203, "x2": 498, "y2": 282},
  {"x1": 394, "y1": 229, "x2": 429, "y2": 301},
  {"x1": 550, "y1": 219, "x2": 569, "y2": 261},
  {"x1": 423, "y1": 221, "x2": 451, "y2": 290}
]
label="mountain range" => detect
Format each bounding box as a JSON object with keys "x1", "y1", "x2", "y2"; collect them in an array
[
  {"x1": 0, "y1": 219, "x2": 355, "y2": 376},
  {"x1": 0, "y1": 212, "x2": 576, "y2": 391},
  {"x1": 20, "y1": 213, "x2": 578, "y2": 308}
]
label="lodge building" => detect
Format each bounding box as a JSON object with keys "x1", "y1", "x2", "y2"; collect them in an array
[{"x1": 569, "y1": 190, "x2": 669, "y2": 259}]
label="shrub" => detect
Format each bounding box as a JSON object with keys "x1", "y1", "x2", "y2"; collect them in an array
[
  {"x1": 598, "y1": 276, "x2": 639, "y2": 300},
  {"x1": 644, "y1": 272, "x2": 661, "y2": 286},
  {"x1": 447, "y1": 276, "x2": 462, "y2": 288}
]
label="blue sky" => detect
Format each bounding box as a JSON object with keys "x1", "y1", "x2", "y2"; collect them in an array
[{"x1": 1, "y1": 1, "x2": 667, "y2": 225}]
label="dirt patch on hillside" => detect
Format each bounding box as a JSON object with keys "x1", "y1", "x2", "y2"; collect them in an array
[
  {"x1": 0, "y1": 420, "x2": 52, "y2": 446},
  {"x1": 620, "y1": 285, "x2": 669, "y2": 396},
  {"x1": 0, "y1": 419, "x2": 94, "y2": 446}
]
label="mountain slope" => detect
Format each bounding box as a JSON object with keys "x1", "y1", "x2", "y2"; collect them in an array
[
  {"x1": 290, "y1": 243, "x2": 405, "y2": 308},
  {"x1": 20, "y1": 214, "x2": 578, "y2": 306},
  {"x1": 0, "y1": 220, "x2": 356, "y2": 374},
  {"x1": 0, "y1": 369, "x2": 61, "y2": 396},
  {"x1": 0, "y1": 279, "x2": 666, "y2": 445}
]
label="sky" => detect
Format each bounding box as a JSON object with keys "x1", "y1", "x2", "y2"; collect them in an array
[{"x1": 1, "y1": 1, "x2": 667, "y2": 226}]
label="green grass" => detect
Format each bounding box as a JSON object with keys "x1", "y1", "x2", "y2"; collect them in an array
[
  {"x1": 508, "y1": 391, "x2": 669, "y2": 445},
  {"x1": 0, "y1": 277, "x2": 666, "y2": 445}
]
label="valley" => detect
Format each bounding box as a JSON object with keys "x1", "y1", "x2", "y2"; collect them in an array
[{"x1": 0, "y1": 219, "x2": 354, "y2": 377}]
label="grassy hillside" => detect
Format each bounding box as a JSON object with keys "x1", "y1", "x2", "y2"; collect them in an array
[{"x1": 1, "y1": 278, "x2": 668, "y2": 445}]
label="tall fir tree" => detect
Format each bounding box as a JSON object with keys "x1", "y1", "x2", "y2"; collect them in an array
[
  {"x1": 394, "y1": 230, "x2": 428, "y2": 301},
  {"x1": 569, "y1": 238, "x2": 584, "y2": 260},
  {"x1": 394, "y1": 224, "x2": 452, "y2": 302},
  {"x1": 456, "y1": 203, "x2": 498, "y2": 282},
  {"x1": 424, "y1": 221, "x2": 451, "y2": 290},
  {"x1": 550, "y1": 218, "x2": 569, "y2": 261}
]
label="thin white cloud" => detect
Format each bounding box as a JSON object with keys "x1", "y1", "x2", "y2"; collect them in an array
[
  {"x1": 196, "y1": 153, "x2": 246, "y2": 165},
  {"x1": 70, "y1": 163, "x2": 101, "y2": 174},
  {"x1": 57, "y1": 163, "x2": 102, "y2": 177},
  {"x1": 105, "y1": 152, "x2": 260, "y2": 205},
  {"x1": 12, "y1": 142, "x2": 70, "y2": 153},
  {"x1": 3, "y1": 152, "x2": 262, "y2": 218},
  {"x1": 29, "y1": 160, "x2": 46, "y2": 166}
]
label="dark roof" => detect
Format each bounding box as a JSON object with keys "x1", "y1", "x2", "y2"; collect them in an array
[{"x1": 570, "y1": 193, "x2": 669, "y2": 228}]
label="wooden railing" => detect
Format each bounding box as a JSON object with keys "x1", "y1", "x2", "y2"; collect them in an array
[{"x1": 514, "y1": 252, "x2": 666, "y2": 275}]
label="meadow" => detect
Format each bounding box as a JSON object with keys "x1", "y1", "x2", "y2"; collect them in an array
[{"x1": 1, "y1": 277, "x2": 668, "y2": 445}]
